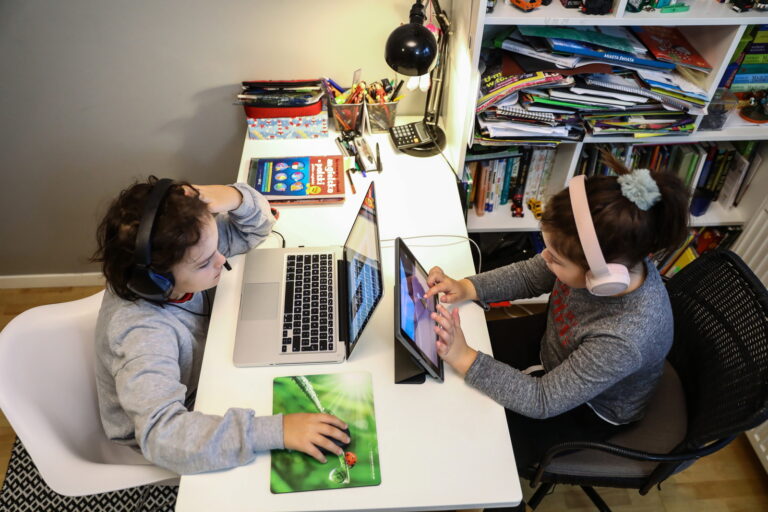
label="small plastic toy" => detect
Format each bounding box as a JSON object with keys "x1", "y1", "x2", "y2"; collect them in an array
[
  {"x1": 509, "y1": 0, "x2": 543, "y2": 11},
  {"x1": 580, "y1": 0, "x2": 613, "y2": 14},
  {"x1": 731, "y1": 0, "x2": 755, "y2": 11},
  {"x1": 527, "y1": 197, "x2": 543, "y2": 220}
]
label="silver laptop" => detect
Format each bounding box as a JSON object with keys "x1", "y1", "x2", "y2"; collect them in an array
[{"x1": 233, "y1": 182, "x2": 383, "y2": 366}]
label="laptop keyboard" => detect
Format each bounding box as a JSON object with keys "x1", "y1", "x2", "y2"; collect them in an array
[{"x1": 282, "y1": 253, "x2": 335, "y2": 353}]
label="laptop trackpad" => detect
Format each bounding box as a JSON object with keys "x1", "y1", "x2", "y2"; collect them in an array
[{"x1": 241, "y1": 283, "x2": 280, "y2": 321}]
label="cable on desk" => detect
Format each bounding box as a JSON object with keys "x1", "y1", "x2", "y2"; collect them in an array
[
  {"x1": 271, "y1": 230, "x2": 286, "y2": 248},
  {"x1": 381, "y1": 234, "x2": 482, "y2": 273}
]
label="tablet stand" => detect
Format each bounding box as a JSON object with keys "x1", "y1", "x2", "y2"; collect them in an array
[{"x1": 394, "y1": 339, "x2": 426, "y2": 384}]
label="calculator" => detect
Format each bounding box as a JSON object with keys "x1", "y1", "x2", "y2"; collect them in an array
[{"x1": 389, "y1": 121, "x2": 434, "y2": 150}]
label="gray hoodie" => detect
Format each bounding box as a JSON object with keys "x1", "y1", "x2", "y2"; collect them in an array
[
  {"x1": 465, "y1": 254, "x2": 672, "y2": 424},
  {"x1": 94, "y1": 183, "x2": 283, "y2": 474}
]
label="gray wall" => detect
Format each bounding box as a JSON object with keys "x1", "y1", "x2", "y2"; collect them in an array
[{"x1": 0, "y1": 0, "x2": 433, "y2": 275}]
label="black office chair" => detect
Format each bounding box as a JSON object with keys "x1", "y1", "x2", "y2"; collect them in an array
[{"x1": 524, "y1": 250, "x2": 768, "y2": 512}]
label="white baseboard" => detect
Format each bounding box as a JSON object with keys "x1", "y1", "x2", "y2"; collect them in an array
[{"x1": 0, "y1": 272, "x2": 105, "y2": 289}]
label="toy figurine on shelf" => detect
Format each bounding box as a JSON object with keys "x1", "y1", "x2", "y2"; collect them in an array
[
  {"x1": 580, "y1": 0, "x2": 613, "y2": 14},
  {"x1": 507, "y1": 0, "x2": 543, "y2": 11},
  {"x1": 731, "y1": 0, "x2": 755, "y2": 12},
  {"x1": 737, "y1": 90, "x2": 768, "y2": 124}
]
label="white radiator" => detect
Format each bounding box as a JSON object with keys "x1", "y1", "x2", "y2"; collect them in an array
[{"x1": 733, "y1": 197, "x2": 768, "y2": 473}]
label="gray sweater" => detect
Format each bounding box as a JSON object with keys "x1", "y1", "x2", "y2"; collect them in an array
[
  {"x1": 94, "y1": 183, "x2": 283, "y2": 475},
  {"x1": 465, "y1": 254, "x2": 672, "y2": 424}
]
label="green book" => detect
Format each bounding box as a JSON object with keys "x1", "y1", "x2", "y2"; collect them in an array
[
  {"x1": 271, "y1": 372, "x2": 381, "y2": 493},
  {"x1": 530, "y1": 96, "x2": 610, "y2": 110}
]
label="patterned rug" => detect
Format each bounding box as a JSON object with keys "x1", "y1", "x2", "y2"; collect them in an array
[{"x1": 0, "y1": 438, "x2": 177, "y2": 512}]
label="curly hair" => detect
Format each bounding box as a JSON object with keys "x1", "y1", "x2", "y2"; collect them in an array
[
  {"x1": 540, "y1": 150, "x2": 690, "y2": 270},
  {"x1": 91, "y1": 176, "x2": 210, "y2": 300}
]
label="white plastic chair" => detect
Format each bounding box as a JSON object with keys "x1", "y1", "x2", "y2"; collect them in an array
[{"x1": 0, "y1": 291, "x2": 178, "y2": 497}]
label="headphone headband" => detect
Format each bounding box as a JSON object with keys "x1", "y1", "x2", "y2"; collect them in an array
[
  {"x1": 134, "y1": 178, "x2": 175, "y2": 269},
  {"x1": 568, "y1": 175, "x2": 608, "y2": 277},
  {"x1": 568, "y1": 175, "x2": 631, "y2": 296}
]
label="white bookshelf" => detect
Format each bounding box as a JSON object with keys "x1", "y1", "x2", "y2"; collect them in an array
[{"x1": 448, "y1": 1, "x2": 768, "y2": 237}]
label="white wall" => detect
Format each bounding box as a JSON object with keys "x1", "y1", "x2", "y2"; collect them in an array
[{"x1": 0, "y1": 0, "x2": 439, "y2": 275}]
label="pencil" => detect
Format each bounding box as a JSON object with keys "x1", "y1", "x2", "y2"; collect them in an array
[{"x1": 345, "y1": 169, "x2": 357, "y2": 194}]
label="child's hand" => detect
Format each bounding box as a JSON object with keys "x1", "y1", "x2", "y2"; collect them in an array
[
  {"x1": 424, "y1": 266, "x2": 478, "y2": 304},
  {"x1": 432, "y1": 304, "x2": 478, "y2": 377},
  {"x1": 185, "y1": 185, "x2": 243, "y2": 214},
  {"x1": 283, "y1": 413, "x2": 350, "y2": 463}
]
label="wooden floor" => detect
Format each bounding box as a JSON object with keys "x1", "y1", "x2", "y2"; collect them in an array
[{"x1": 1, "y1": 288, "x2": 768, "y2": 512}]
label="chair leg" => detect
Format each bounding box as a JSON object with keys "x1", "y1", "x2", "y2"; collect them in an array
[
  {"x1": 527, "y1": 482, "x2": 555, "y2": 510},
  {"x1": 580, "y1": 486, "x2": 612, "y2": 512}
]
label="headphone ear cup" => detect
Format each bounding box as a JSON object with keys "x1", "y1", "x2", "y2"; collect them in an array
[
  {"x1": 585, "y1": 263, "x2": 631, "y2": 296},
  {"x1": 148, "y1": 270, "x2": 175, "y2": 298},
  {"x1": 127, "y1": 266, "x2": 174, "y2": 302}
]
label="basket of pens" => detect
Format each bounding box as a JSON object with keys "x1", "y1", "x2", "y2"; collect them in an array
[{"x1": 322, "y1": 78, "x2": 403, "y2": 133}]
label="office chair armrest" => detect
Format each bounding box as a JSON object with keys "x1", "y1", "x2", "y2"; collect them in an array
[{"x1": 531, "y1": 435, "x2": 734, "y2": 487}]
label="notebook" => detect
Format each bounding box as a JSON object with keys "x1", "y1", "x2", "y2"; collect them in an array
[{"x1": 233, "y1": 181, "x2": 382, "y2": 366}]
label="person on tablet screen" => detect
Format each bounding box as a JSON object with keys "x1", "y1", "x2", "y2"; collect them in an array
[
  {"x1": 423, "y1": 151, "x2": 690, "y2": 484},
  {"x1": 91, "y1": 176, "x2": 349, "y2": 474}
]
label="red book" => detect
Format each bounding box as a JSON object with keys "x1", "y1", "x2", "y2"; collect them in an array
[{"x1": 631, "y1": 26, "x2": 712, "y2": 72}]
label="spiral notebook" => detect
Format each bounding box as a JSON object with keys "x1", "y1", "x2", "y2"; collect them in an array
[
  {"x1": 584, "y1": 76, "x2": 691, "y2": 112},
  {"x1": 496, "y1": 106, "x2": 556, "y2": 124}
]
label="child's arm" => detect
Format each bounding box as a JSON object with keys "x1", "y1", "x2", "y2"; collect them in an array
[
  {"x1": 465, "y1": 335, "x2": 643, "y2": 419},
  {"x1": 209, "y1": 183, "x2": 277, "y2": 258},
  {"x1": 432, "y1": 305, "x2": 644, "y2": 419},
  {"x1": 466, "y1": 254, "x2": 555, "y2": 305},
  {"x1": 107, "y1": 321, "x2": 347, "y2": 473}
]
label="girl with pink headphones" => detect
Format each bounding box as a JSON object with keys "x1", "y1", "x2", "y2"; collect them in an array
[{"x1": 424, "y1": 151, "x2": 690, "y2": 477}]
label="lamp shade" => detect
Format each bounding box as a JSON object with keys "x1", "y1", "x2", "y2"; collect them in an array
[{"x1": 385, "y1": 23, "x2": 437, "y2": 77}]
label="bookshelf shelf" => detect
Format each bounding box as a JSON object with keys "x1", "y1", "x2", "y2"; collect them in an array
[
  {"x1": 485, "y1": 1, "x2": 768, "y2": 26},
  {"x1": 467, "y1": 208, "x2": 541, "y2": 233}
]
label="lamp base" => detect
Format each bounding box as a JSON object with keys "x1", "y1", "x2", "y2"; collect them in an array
[{"x1": 399, "y1": 125, "x2": 446, "y2": 158}]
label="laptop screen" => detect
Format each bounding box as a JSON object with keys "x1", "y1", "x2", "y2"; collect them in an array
[{"x1": 342, "y1": 182, "x2": 383, "y2": 355}]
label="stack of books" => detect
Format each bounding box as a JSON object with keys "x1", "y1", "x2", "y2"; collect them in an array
[
  {"x1": 723, "y1": 25, "x2": 768, "y2": 92},
  {"x1": 462, "y1": 147, "x2": 557, "y2": 218},
  {"x1": 473, "y1": 25, "x2": 713, "y2": 144},
  {"x1": 576, "y1": 140, "x2": 763, "y2": 216},
  {"x1": 654, "y1": 225, "x2": 744, "y2": 279}
]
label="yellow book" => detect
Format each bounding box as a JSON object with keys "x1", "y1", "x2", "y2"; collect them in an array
[{"x1": 665, "y1": 246, "x2": 698, "y2": 278}]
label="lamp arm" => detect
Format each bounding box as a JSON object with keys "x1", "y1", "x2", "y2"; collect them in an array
[{"x1": 423, "y1": 2, "x2": 450, "y2": 131}]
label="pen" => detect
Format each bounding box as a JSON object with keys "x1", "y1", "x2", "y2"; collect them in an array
[
  {"x1": 389, "y1": 80, "x2": 404, "y2": 101},
  {"x1": 376, "y1": 142, "x2": 382, "y2": 173},
  {"x1": 345, "y1": 169, "x2": 357, "y2": 194}
]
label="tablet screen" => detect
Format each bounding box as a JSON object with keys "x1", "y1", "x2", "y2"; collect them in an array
[{"x1": 395, "y1": 238, "x2": 442, "y2": 380}]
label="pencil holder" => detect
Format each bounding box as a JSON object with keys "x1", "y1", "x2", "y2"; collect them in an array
[
  {"x1": 367, "y1": 102, "x2": 399, "y2": 133},
  {"x1": 330, "y1": 103, "x2": 364, "y2": 132}
]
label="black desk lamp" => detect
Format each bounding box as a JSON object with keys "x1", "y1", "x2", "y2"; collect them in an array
[{"x1": 385, "y1": 0, "x2": 450, "y2": 157}]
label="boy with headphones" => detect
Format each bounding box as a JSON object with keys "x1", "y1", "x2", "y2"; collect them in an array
[
  {"x1": 423, "y1": 153, "x2": 690, "y2": 479},
  {"x1": 92, "y1": 177, "x2": 349, "y2": 475}
]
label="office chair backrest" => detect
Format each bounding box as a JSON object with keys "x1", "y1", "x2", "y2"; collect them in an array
[
  {"x1": 0, "y1": 291, "x2": 176, "y2": 496},
  {"x1": 665, "y1": 250, "x2": 768, "y2": 450}
]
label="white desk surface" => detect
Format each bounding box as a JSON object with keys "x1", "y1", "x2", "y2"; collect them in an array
[{"x1": 175, "y1": 127, "x2": 521, "y2": 512}]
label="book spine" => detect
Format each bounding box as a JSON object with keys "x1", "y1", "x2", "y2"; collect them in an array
[
  {"x1": 549, "y1": 39, "x2": 676, "y2": 70},
  {"x1": 732, "y1": 73, "x2": 768, "y2": 83},
  {"x1": 730, "y1": 82, "x2": 768, "y2": 92}
]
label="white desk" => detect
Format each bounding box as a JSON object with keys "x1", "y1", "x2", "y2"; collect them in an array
[{"x1": 174, "y1": 127, "x2": 521, "y2": 511}]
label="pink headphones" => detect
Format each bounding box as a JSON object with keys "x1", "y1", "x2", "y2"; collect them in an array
[{"x1": 568, "y1": 175, "x2": 630, "y2": 296}]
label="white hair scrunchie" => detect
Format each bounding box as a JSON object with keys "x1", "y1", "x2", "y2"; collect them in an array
[{"x1": 617, "y1": 168, "x2": 661, "y2": 211}]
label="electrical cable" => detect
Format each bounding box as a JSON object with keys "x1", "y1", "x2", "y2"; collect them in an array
[
  {"x1": 271, "y1": 230, "x2": 286, "y2": 248},
  {"x1": 381, "y1": 234, "x2": 482, "y2": 273}
]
